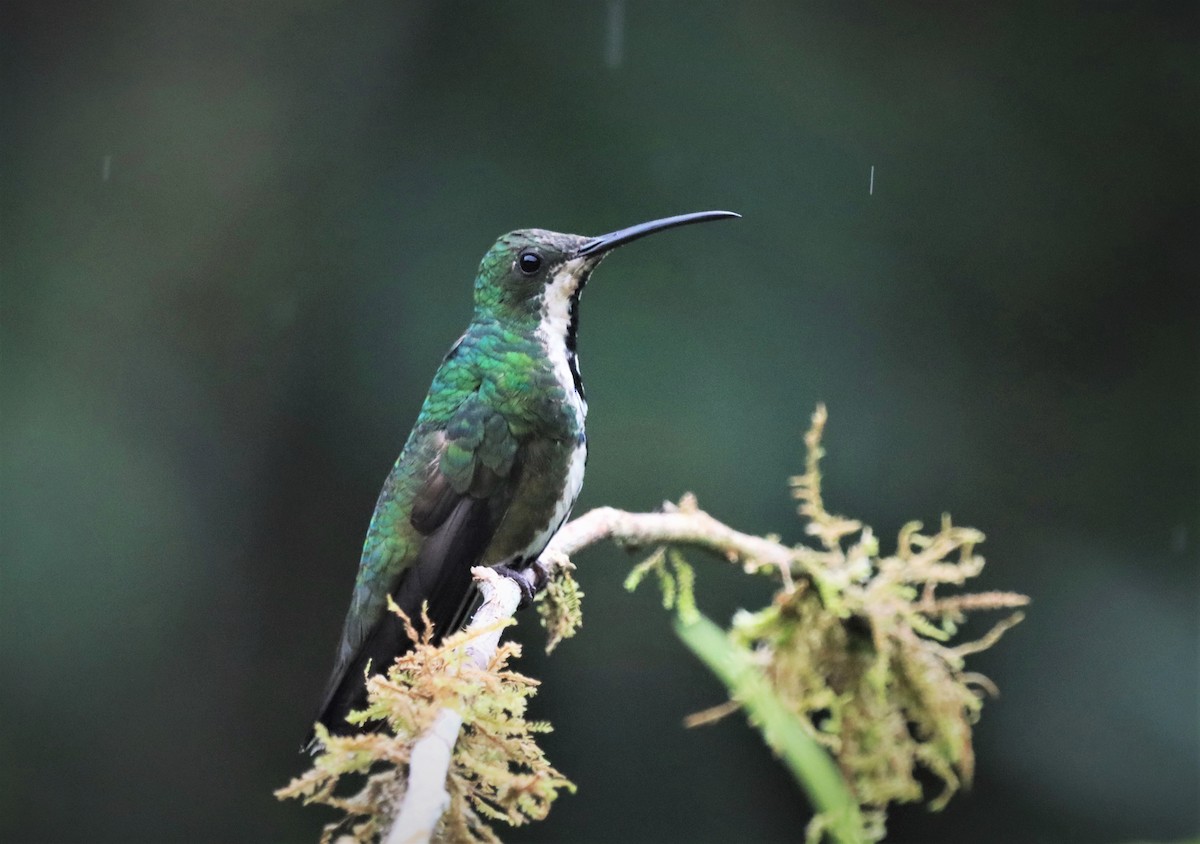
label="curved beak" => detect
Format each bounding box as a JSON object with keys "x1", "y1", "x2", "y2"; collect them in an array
[{"x1": 575, "y1": 210, "x2": 740, "y2": 258}]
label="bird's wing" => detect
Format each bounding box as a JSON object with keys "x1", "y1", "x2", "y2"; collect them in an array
[{"x1": 311, "y1": 387, "x2": 524, "y2": 736}]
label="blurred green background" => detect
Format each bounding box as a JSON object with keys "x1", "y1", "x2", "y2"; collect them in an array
[{"x1": 2, "y1": 2, "x2": 1196, "y2": 842}]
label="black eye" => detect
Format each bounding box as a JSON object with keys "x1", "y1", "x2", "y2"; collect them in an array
[{"x1": 518, "y1": 250, "x2": 542, "y2": 275}]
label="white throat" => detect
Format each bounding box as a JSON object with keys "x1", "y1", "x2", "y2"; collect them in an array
[{"x1": 536, "y1": 257, "x2": 588, "y2": 424}]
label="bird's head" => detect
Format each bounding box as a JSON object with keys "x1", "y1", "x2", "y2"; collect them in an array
[{"x1": 471, "y1": 211, "x2": 740, "y2": 330}]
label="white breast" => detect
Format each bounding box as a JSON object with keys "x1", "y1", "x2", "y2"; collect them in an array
[
  {"x1": 522, "y1": 257, "x2": 590, "y2": 558},
  {"x1": 537, "y1": 257, "x2": 588, "y2": 428}
]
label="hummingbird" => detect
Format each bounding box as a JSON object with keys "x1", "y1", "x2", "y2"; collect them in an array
[{"x1": 309, "y1": 210, "x2": 740, "y2": 746}]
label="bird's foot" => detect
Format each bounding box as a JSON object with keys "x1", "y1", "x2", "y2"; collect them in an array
[{"x1": 493, "y1": 559, "x2": 551, "y2": 609}]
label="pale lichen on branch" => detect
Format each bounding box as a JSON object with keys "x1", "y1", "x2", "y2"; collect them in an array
[
  {"x1": 621, "y1": 404, "x2": 1028, "y2": 842},
  {"x1": 276, "y1": 569, "x2": 574, "y2": 844}
]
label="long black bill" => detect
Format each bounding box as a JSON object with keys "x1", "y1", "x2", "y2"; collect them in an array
[{"x1": 576, "y1": 210, "x2": 740, "y2": 258}]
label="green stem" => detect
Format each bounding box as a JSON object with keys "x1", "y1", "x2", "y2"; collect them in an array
[{"x1": 673, "y1": 612, "x2": 864, "y2": 844}]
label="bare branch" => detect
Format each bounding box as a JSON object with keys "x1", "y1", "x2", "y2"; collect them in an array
[{"x1": 547, "y1": 502, "x2": 795, "y2": 570}]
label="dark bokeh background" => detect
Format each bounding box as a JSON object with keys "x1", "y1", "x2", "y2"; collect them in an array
[{"x1": 2, "y1": 3, "x2": 1197, "y2": 842}]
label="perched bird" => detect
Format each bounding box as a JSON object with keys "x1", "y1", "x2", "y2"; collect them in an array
[{"x1": 309, "y1": 211, "x2": 740, "y2": 746}]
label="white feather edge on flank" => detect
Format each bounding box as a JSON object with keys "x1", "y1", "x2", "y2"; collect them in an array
[{"x1": 522, "y1": 439, "x2": 586, "y2": 563}]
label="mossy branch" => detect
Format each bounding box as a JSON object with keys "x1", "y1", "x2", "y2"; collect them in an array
[
  {"x1": 279, "y1": 405, "x2": 1027, "y2": 844},
  {"x1": 277, "y1": 567, "x2": 575, "y2": 844},
  {"x1": 617, "y1": 405, "x2": 1028, "y2": 842},
  {"x1": 674, "y1": 612, "x2": 865, "y2": 844},
  {"x1": 383, "y1": 569, "x2": 523, "y2": 844}
]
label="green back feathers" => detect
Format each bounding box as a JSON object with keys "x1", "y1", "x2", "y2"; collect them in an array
[{"x1": 419, "y1": 322, "x2": 579, "y2": 441}]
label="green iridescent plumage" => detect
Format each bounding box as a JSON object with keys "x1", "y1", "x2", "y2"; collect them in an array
[
  {"x1": 312, "y1": 230, "x2": 590, "y2": 740},
  {"x1": 310, "y1": 212, "x2": 739, "y2": 745}
]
